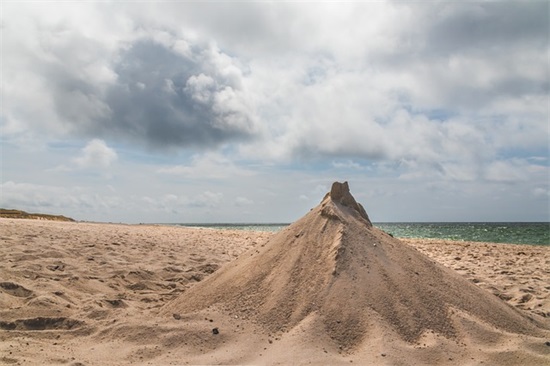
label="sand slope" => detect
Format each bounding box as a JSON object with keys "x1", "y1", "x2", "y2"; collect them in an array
[
  {"x1": 1, "y1": 186, "x2": 549, "y2": 365},
  {"x1": 407, "y1": 238, "x2": 550, "y2": 321}
]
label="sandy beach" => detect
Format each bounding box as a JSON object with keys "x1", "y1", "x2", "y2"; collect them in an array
[{"x1": 1, "y1": 216, "x2": 549, "y2": 365}]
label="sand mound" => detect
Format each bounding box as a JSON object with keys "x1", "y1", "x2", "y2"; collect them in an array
[{"x1": 164, "y1": 182, "x2": 548, "y2": 350}]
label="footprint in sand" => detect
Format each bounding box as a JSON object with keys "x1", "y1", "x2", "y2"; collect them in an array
[
  {"x1": 0, "y1": 282, "x2": 33, "y2": 297},
  {"x1": 0, "y1": 317, "x2": 83, "y2": 331}
]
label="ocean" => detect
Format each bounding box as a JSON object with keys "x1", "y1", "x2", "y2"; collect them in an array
[{"x1": 174, "y1": 222, "x2": 550, "y2": 246}]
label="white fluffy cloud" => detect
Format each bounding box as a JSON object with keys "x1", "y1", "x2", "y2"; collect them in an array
[{"x1": 73, "y1": 139, "x2": 117, "y2": 169}]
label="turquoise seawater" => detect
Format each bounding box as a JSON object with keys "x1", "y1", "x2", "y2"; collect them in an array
[
  {"x1": 375, "y1": 222, "x2": 549, "y2": 246},
  {"x1": 175, "y1": 222, "x2": 549, "y2": 246}
]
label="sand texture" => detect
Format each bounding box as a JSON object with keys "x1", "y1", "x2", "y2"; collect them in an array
[{"x1": 1, "y1": 185, "x2": 549, "y2": 365}]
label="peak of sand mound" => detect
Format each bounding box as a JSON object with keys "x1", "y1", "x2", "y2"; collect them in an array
[
  {"x1": 325, "y1": 181, "x2": 371, "y2": 224},
  {"x1": 164, "y1": 182, "x2": 547, "y2": 350}
]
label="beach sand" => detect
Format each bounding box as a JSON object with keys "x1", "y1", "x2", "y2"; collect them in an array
[{"x1": 1, "y1": 217, "x2": 549, "y2": 365}]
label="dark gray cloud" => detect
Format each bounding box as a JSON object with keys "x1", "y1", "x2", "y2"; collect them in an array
[
  {"x1": 106, "y1": 39, "x2": 256, "y2": 149},
  {"x1": 426, "y1": 2, "x2": 549, "y2": 54},
  {"x1": 41, "y1": 35, "x2": 257, "y2": 150}
]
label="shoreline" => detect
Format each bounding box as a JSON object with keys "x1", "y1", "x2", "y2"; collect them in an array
[
  {"x1": 171, "y1": 221, "x2": 550, "y2": 246},
  {"x1": 3, "y1": 217, "x2": 547, "y2": 245}
]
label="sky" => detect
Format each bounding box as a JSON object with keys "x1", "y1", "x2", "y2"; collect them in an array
[{"x1": 1, "y1": 1, "x2": 549, "y2": 223}]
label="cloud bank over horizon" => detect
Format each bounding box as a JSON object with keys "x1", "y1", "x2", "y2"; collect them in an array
[{"x1": 2, "y1": 2, "x2": 548, "y2": 223}]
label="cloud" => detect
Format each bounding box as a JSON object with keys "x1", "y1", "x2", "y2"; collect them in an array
[
  {"x1": 4, "y1": 2, "x2": 547, "y2": 163},
  {"x1": 73, "y1": 139, "x2": 117, "y2": 169},
  {"x1": 234, "y1": 196, "x2": 254, "y2": 207},
  {"x1": 3, "y1": 7, "x2": 259, "y2": 150},
  {"x1": 229, "y1": 4, "x2": 547, "y2": 167},
  {"x1": 333, "y1": 160, "x2": 363, "y2": 169},
  {"x1": 192, "y1": 191, "x2": 224, "y2": 208},
  {"x1": 0, "y1": 181, "x2": 122, "y2": 215},
  {"x1": 157, "y1": 152, "x2": 254, "y2": 180},
  {"x1": 424, "y1": 3, "x2": 548, "y2": 56},
  {"x1": 484, "y1": 159, "x2": 547, "y2": 183},
  {"x1": 1, "y1": 2, "x2": 548, "y2": 222},
  {"x1": 533, "y1": 188, "x2": 549, "y2": 198},
  {"x1": 142, "y1": 191, "x2": 223, "y2": 213},
  {"x1": 98, "y1": 38, "x2": 258, "y2": 150}
]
